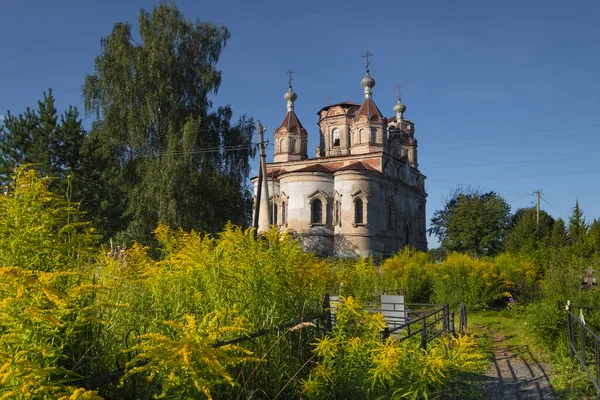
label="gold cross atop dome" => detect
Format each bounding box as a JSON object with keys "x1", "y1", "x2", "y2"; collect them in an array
[
  {"x1": 286, "y1": 68, "x2": 295, "y2": 87},
  {"x1": 362, "y1": 51, "x2": 373, "y2": 72}
]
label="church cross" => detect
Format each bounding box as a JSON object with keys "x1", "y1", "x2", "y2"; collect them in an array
[
  {"x1": 286, "y1": 69, "x2": 295, "y2": 87},
  {"x1": 396, "y1": 83, "x2": 403, "y2": 98},
  {"x1": 362, "y1": 51, "x2": 373, "y2": 72},
  {"x1": 326, "y1": 95, "x2": 332, "y2": 105}
]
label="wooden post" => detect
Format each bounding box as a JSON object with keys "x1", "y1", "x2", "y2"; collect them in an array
[
  {"x1": 323, "y1": 294, "x2": 332, "y2": 332},
  {"x1": 421, "y1": 318, "x2": 428, "y2": 349}
]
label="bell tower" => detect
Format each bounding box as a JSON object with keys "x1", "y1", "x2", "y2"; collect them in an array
[
  {"x1": 273, "y1": 69, "x2": 308, "y2": 163},
  {"x1": 350, "y1": 51, "x2": 386, "y2": 155}
]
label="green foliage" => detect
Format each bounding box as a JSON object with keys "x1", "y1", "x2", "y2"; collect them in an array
[
  {"x1": 83, "y1": 2, "x2": 256, "y2": 243},
  {"x1": 302, "y1": 297, "x2": 485, "y2": 399},
  {"x1": 381, "y1": 247, "x2": 432, "y2": 302},
  {"x1": 505, "y1": 207, "x2": 554, "y2": 253},
  {"x1": 429, "y1": 188, "x2": 511, "y2": 257},
  {"x1": 0, "y1": 168, "x2": 101, "y2": 399},
  {"x1": 551, "y1": 218, "x2": 569, "y2": 249},
  {"x1": 0, "y1": 167, "x2": 97, "y2": 271},
  {"x1": 568, "y1": 200, "x2": 588, "y2": 247},
  {"x1": 124, "y1": 313, "x2": 254, "y2": 399},
  {"x1": 332, "y1": 257, "x2": 380, "y2": 301}
]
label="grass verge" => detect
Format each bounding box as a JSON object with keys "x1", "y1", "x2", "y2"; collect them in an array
[{"x1": 467, "y1": 308, "x2": 595, "y2": 399}]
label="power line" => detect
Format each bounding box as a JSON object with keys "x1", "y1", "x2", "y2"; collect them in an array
[
  {"x1": 426, "y1": 155, "x2": 600, "y2": 169},
  {"x1": 508, "y1": 193, "x2": 533, "y2": 204},
  {"x1": 425, "y1": 130, "x2": 600, "y2": 152},
  {"x1": 541, "y1": 197, "x2": 568, "y2": 219},
  {"x1": 429, "y1": 169, "x2": 600, "y2": 183},
  {"x1": 421, "y1": 123, "x2": 600, "y2": 145}
]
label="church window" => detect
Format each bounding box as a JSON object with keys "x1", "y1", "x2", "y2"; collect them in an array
[
  {"x1": 291, "y1": 139, "x2": 296, "y2": 153},
  {"x1": 280, "y1": 139, "x2": 284, "y2": 153},
  {"x1": 370, "y1": 128, "x2": 377, "y2": 143},
  {"x1": 354, "y1": 198, "x2": 364, "y2": 224},
  {"x1": 358, "y1": 129, "x2": 363, "y2": 144},
  {"x1": 282, "y1": 201, "x2": 287, "y2": 225},
  {"x1": 311, "y1": 199, "x2": 323, "y2": 224},
  {"x1": 269, "y1": 201, "x2": 278, "y2": 226},
  {"x1": 332, "y1": 128, "x2": 340, "y2": 147}
]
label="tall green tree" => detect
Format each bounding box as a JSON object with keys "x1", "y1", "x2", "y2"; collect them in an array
[
  {"x1": 505, "y1": 207, "x2": 554, "y2": 253},
  {"x1": 585, "y1": 219, "x2": 600, "y2": 255},
  {"x1": 0, "y1": 90, "x2": 58, "y2": 183},
  {"x1": 429, "y1": 188, "x2": 511, "y2": 256},
  {"x1": 82, "y1": 2, "x2": 255, "y2": 242},
  {"x1": 568, "y1": 200, "x2": 588, "y2": 246},
  {"x1": 550, "y1": 218, "x2": 568, "y2": 248}
]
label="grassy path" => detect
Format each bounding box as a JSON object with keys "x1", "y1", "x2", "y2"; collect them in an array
[{"x1": 475, "y1": 324, "x2": 556, "y2": 399}]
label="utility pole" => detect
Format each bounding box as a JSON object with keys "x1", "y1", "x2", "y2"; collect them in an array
[
  {"x1": 534, "y1": 189, "x2": 542, "y2": 235},
  {"x1": 253, "y1": 120, "x2": 270, "y2": 236},
  {"x1": 253, "y1": 121, "x2": 266, "y2": 234}
]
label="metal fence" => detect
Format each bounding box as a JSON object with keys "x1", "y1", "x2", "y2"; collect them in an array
[{"x1": 565, "y1": 301, "x2": 600, "y2": 395}]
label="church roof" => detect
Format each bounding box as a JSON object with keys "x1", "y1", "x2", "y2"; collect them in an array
[
  {"x1": 265, "y1": 168, "x2": 288, "y2": 178},
  {"x1": 356, "y1": 98, "x2": 384, "y2": 121},
  {"x1": 336, "y1": 161, "x2": 380, "y2": 172},
  {"x1": 318, "y1": 101, "x2": 360, "y2": 114},
  {"x1": 278, "y1": 110, "x2": 307, "y2": 134},
  {"x1": 291, "y1": 164, "x2": 332, "y2": 173}
]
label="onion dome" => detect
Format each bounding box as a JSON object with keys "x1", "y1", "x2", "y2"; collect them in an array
[
  {"x1": 361, "y1": 72, "x2": 376, "y2": 99},
  {"x1": 284, "y1": 86, "x2": 297, "y2": 112},
  {"x1": 393, "y1": 97, "x2": 406, "y2": 115},
  {"x1": 361, "y1": 73, "x2": 375, "y2": 89}
]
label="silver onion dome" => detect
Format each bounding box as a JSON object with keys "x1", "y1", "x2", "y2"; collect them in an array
[
  {"x1": 360, "y1": 72, "x2": 376, "y2": 89},
  {"x1": 284, "y1": 87, "x2": 297, "y2": 102},
  {"x1": 394, "y1": 97, "x2": 406, "y2": 114}
]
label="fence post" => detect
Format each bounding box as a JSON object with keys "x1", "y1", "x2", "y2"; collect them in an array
[
  {"x1": 383, "y1": 327, "x2": 390, "y2": 341},
  {"x1": 450, "y1": 311, "x2": 455, "y2": 333},
  {"x1": 323, "y1": 294, "x2": 332, "y2": 332},
  {"x1": 443, "y1": 305, "x2": 448, "y2": 335},
  {"x1": 580, "y1": 315, "x2": 587, "y2": 363},
  {"x1": 566, "y1": 300, "x2": 574, "y2": 359},
  {"x1": 421, "y1": 317, "x2": 428, "y2": 349},
  {"x1": 459, "y1": 302, "x2": 466, "y2": 335}
]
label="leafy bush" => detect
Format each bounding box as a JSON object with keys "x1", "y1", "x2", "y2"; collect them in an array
[
  {"x1": 381, "y1": 247, "x2": 432, "y2": 302},
  {"x1": 302, "y1": 297, "x2": 484, "y2": 399}
]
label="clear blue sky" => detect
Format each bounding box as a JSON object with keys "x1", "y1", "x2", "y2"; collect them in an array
[{"x1": 1, "y1": 0, "x2": 599, "y2": 247}]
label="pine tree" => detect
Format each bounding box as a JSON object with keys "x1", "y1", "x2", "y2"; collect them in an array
[
  {"x1": 568, "y1": 200, "x2": 588, "y2": 246},
  {"x1": 550, "y1": 218, "x2": 568, "y2": 248},
  {"x1": 0, "y1": 90, "x2": 58, "y2": 183}
]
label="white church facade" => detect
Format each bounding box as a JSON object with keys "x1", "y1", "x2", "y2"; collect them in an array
[{"x1": 253, "y1": 64, "x2": 427, "y2": 258}]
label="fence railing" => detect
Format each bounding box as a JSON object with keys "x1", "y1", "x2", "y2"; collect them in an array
[
  {"x1": 565, "y1": 301, "x2": 600, "y2": 396},
  {"x1": 82, "y1": 296, "x2": 468, "y2": 390},
  {"x1": 323, "y1": 294, "x2": 467, "y2": 349}
]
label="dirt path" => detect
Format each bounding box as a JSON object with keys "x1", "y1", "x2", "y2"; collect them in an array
[{"x1": 477, "y1": 329, "x2": 557, "y2": 399}]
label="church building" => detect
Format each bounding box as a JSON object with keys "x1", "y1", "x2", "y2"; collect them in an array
[{"x1": 253, "y1": 61, "x2": 427, "y2": 257}]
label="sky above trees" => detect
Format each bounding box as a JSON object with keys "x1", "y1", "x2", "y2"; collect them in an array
[{"x1": 1, "y1": 0, "x2": 599, "y2": 248}]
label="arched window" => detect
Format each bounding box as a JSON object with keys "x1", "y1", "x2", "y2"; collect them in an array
[
  {"x1": 354, "y1": 198, "x2": 363, "y2": 224},
  {"x1": 290, "y1": 139, "x2": 296, "y2": 153},
  {"x1": 370, "y1": 128, "x2": 377, "y2": 143},
  {"x1": 273, "y1": 203, "x2": 278, "y2": 226},
  {"x1": 280, "y1": 139, "x2": 284, "y2": 153},
  {"x1": 332, "y1": 128, "x2": 340, "y2": 147},
  {"x1": 335, "y1": 200, "x2": 341, "y2": 226},
  {"x1": 311, "y1": 199, "x2": 323, "y2": 224},
  {"x1": 282, "y1": 201, "x2": 287, "y2": 225}
]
